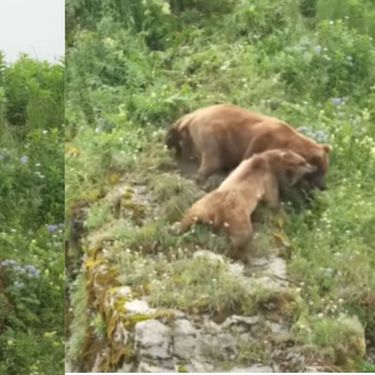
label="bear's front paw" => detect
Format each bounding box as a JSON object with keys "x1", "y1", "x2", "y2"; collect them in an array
[{"x1": 168, "y1": 221, "x2": 182, "y2": 235}]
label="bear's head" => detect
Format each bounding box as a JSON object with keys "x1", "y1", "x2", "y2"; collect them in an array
[
  {"x1": 262, "y1": 149, "x2": 317, "y2": 188},
  {"x1": 166, "y1": 126, "x2": 182, "y2": 155},
  {"x1": 304, "y1": 144, "x2": 332, "y2": 190},
  {"x1": 166, "y1": 125, "x2": 195, "y2": 161}
]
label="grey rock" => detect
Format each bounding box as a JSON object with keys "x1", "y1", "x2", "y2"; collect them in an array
[
  {"x1": 174, "y1": 319, "x2": 197, "y2": 336},
  {"x1": 251, "y1": 276, "x2": 287, "y2": 291},
  {"x1": 189, "y1": 358, "x2": 215, "y2": 372},
  {"x1": 228, "y1": 262, "x2": 245, "y2": 276},
  {"x1": 251, "y1": 257, "x2": 270, "y2": 267},
  {"x1": 124, "y1": 299, "x2": 155, "y2": 315},
  {"x1": 173, "y1": 319, "x2": 198, "y2": 359},
  {"x1": 266, "y1": 256, "x2": 287, "y2": 280},
  {"x1": 198, "y1": 332, "x2": 237, "y2": 360},
  {"x1": 134, "y1": 320, "x2": 172, "y2": 360},
  {"x1": 266, "y1": 321, "x2": 290, "y2": 338},
  {"x1": 174, "y1": 335, "x2": 197, "y2": 359},
  {"x1": 222, "y1": 315, "x2": 260, "y2": 331},
  {"x1": 228, "y1": 324, "x2": 248, "y2": 334},
  {"x1": 201, "y1": 316, "x2": 222, "y2": 334},
  {"x1": 246, "y1": 256, "x2": 288, "y2": 288}
]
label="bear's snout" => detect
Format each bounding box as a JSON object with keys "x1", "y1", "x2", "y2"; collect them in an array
[{"x1": 305, "y1": 170, "x2": 327, "y2": 190}]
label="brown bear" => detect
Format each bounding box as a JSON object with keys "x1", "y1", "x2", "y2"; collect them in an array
[
  {"x1": 179, "y1": 149, "x2": 316, "y2": 261},
  {"x1": 166, "y1": 104, "x2": 331, "y2": 190}
]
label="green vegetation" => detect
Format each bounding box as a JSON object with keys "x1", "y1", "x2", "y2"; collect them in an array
[
  {"x1": 0, "y1": 54, "x2": 64, "y2": 374},
  {"x1": 66, "y1": 0, "x2": 375, "y2": 371},
  {"x1": 293, "y1": 315, "x2": 366, "y2": 364},
  {"x1": 116, "y1": 250, "x2": 251, "y2": 315}
]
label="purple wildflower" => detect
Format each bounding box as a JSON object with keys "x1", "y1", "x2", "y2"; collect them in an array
[
  {"x1": 13, "y1": 265, "x2": 26, "y2": 274},
  {"x1": 297, "y1": 126, "x2": 309, "y2": 136},
  {"x1": 47, "y1": 224, "x2": 58, "y2": 233},
  {"x1": 24, "y1": 264, "x2": 41, "y2": 278},
  {"x1": 297, "y1": 127, "x2": 329, "y2": 143},
  {"x1": 314, "y1": 45, "x2": 322, "y2": 54},
  {"x1": 13, "y1": 281, "x2": 25, "y2": 289},
  {"x1": 1, "y1": 260, "x2": 40, "y2": 278},
  {"x1": 314, "y1": 130, "x2": 329, "y2": 143},
  {"x1": 331, "y1": 97, "x2": 345, "y2": 106},
  {"x1": 1, "y1": 259, "x2": 18, "y2": 267},
  {"x1": 20, "y1": 155, "x2": 29, "y2": 164}
]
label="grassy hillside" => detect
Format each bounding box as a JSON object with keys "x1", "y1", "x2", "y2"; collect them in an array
[
  {"x1": 0, "y1": 54, "x2": 64, "y2": 374},
  {"x1": 65, "y1": 0, "x2": 375, "y2": 372}
]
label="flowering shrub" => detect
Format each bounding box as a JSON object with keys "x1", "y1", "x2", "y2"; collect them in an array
[
  {"x1": 263, "y1": 19, "x2": 375, "y2": 102},
  {"x1": 0, "y1": 55, "x2": 64, "y2": 374}
]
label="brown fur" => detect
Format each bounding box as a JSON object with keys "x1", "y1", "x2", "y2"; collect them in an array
[
  {"x1": 166, "y1": 104, "x2": 332, "y2": 189},
  {"x1": 180, "y1": 149, "x2": 316, "y2": 261}
]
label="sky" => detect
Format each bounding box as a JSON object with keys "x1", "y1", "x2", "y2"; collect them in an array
[{"x1": 0, "y1": 0, "x2": 64, "y2": 63}]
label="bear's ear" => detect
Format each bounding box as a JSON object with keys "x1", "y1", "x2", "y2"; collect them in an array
[
  {"x1": 252, "y1": 155, "x2": 268, "y2": 170},
  {"x1": 279, "y1": 150, "x2": 297, "y2": 162},
  {"x1": 279, "y1": 150, "x2": 290, "y2": 160},
  {"x1": 322, "y1": 144, "x2": 332, "y2": 154}
]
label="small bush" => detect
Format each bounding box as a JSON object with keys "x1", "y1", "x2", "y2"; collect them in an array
[
  {"x1": 293, "y1": 315, "x2": 366, "y2": 364},
  {"x1": 264, "y1": 20, "x2": 375, "y2": 101}
]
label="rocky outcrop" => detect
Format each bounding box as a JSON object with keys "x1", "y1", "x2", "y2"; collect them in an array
[
  {"x1": 70, "y1": 245, "x2": 302, "y2": 372},
  {"x1": 66, "y1": 176, "x2": 367, "y2": 373}
]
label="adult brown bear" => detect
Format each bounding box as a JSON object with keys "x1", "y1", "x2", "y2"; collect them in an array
[
  {"x1": 180, "y1": 149, "x2": 316, "y2": 261},
  {"x1": 166, "y1": 104, "x2": 332, "y2": 190}
]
